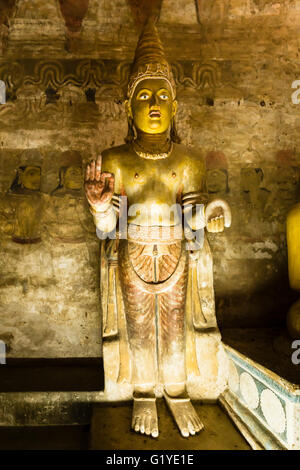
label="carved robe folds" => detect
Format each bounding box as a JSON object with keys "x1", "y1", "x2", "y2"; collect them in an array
[{"x1": 100, "y1": 232, "x2": 228, "y2": 401}]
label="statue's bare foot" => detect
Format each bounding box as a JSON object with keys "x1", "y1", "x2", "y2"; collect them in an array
[
  {"x1": 132, "y1": 396, "x2": 159, "y2": 438},
  {"x1": 164, "y1": 392, "x2": 204, "y2": 438}
]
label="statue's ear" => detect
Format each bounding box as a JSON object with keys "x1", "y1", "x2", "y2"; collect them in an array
[
  {"x1": 172, "y1": 99, "x2": 178, "y2": 118},
  {"x1": 125, "y1": 99, "x2": 133, "y2": 119}
]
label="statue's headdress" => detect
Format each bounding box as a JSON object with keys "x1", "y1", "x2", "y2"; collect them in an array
[
  {"x1": 126, "y1": 18, "x2": 180, "y2": 144},
  {"x1": 127, "y1": 19, "x2": 176, "y2": 100}
]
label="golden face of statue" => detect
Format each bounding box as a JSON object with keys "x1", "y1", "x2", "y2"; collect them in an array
[
  {"x1": 19, "y1": 166, "x2": 41, "y2": 190},
  {"x1": 126, "y1": 78, "x2": 177, "y2": 134},
  {"x1": 64, "y1": 165, "x2": 82, "y2": 190}
]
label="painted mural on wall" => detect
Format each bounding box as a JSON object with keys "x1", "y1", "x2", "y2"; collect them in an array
[
  {"x1": 266, "y1": 151, "x2": 299, "y2": 228},
  {"x1": 46, "y1": 150, "x2": 93, "y2": 243},
  {"x1": 0, "y1": 150, "x2": 44, "y2": 239},
  {"x1": 44, "y1": 150, "x2": 97, "y2": 295},
  {"x1": 239, "y1": 166, "x2": 271, "y2": 236},
  {"x1": 0, "y1": 149, "x2": 100, "y2": 358},
  {"x1": 205, "y1": 151, "x2": 229, "y2": 197}
]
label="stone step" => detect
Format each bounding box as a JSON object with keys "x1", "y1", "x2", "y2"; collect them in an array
[
  {"x1": 0, "y1": 358, "x2": 104, "y2": 392},
  {"x1": 0, "y1": 358, "x2": 104, "y2": 426}
]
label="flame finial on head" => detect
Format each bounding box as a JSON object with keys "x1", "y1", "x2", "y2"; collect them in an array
[{"x1": 127, "y1": 19, "x2": 176, "y2": 100}]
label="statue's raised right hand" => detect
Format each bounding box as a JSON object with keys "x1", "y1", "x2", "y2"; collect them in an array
[{"x1": 84, "y1": 155, "x2": 115, "y2": 210}]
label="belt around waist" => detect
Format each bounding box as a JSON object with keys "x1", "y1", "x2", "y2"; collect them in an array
[{"x1": 126, "y1": 224, "x2": 183, "y2": 245}]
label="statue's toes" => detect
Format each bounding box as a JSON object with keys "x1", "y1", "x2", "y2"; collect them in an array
[
  {"x1": 139, "y1": 416, "x2": 145, "y2": 434},
  {"x1": 144, "y1": 415, "x2": 151, "y2": 435},
  {"x1": 150, "y1": 415, "x2": 159, "y2": 438},
  {"x1": 194, "y1": 414, "x2": 204, "y2": 432},
  {"x1": 149, "y1": 417, "x2": 158, "y2": 437},
  {"x1": 179, "y1": 415, "x2": 189, "y2": 438},
  {"x1": 134, "y1": 416, "x2": 141, "y2": 432},
  {"x1": 188, "y1": 405, "x2": 204, "y2": 432},
  {"x1": 132, "y1": 415, "x2": 137, "y2": 429},
  {"x1": 190, "y1": 415, "x2": 201, "y2": 433},
  {"x1": 181, "y1": 427, "x2": 189, "y2": 438},
  {"x1": 187, "y1": 420, "x2": 196, "y2": 436}
]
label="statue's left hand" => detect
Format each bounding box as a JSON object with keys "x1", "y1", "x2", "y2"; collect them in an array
[{"x1": 205, "y1": 199, "x2": 231, "y2": 233}]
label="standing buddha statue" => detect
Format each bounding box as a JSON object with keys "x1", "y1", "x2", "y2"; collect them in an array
[{"x1": 85, "y1": 20, "x2": 231, "y2": 438}]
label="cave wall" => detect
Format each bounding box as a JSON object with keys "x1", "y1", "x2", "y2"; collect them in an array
[{"x1": 0, "y1": 0, "x2": 299, "y2": 357}]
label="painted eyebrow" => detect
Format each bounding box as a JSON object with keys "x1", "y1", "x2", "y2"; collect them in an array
[{"x1": 137, "y1": 88, "x2": 170, "y2": 94}]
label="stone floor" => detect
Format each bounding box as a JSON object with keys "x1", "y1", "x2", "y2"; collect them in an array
[{"x1": 90, "y1": 401, "x2": 251, "y2": 450}]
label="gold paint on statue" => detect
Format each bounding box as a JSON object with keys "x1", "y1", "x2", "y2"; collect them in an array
[
  {"x1": 287, "y1": 202, "x2": 300, "y2": 292},
  {"x1": 286, "y1": 202, "x2": 300, "y2": 338},
  {"x1": 85, "y1": 19, "x2": 231, "y2": 438}
]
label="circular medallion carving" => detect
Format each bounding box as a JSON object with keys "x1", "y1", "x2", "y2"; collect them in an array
[
  {"x1": 260, "y1": 389, "x2": 286, "y2": 434},
  {"x1": 228, "y1": 360, "x2": 239, "y2": 393},
  {"x1": 240, "y1": 372, "x2": 259, "y2": 409}
]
